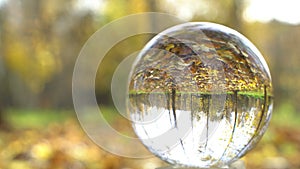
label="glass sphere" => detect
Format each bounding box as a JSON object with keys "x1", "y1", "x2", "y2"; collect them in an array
[{"x1": 128, "y1": 22, "x2": 273, "y2": 168}]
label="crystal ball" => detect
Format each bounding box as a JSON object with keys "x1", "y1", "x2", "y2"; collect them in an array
[{"x1": 128, "y1": 22, "x2": 273, "y2": 168}]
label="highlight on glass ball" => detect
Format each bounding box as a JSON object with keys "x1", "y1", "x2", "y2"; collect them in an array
[{"x1": 127, "y1": 22, "x2": 273, "y2": 168}]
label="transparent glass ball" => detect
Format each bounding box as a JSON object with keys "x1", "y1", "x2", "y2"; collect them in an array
[{"x1": 128, "y1": 22, "x2": 273, "y2": 168}]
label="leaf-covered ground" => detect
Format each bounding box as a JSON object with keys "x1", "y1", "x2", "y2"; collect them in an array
[{"x1": 0, "y1": 108, "x2": 299, "y2": 169}]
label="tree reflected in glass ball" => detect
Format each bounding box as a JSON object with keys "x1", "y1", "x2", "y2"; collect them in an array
[{"x1": 128, "y1": 22, "x2": 273, "y2": 168}]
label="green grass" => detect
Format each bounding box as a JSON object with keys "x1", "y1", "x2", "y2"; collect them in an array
[
  {"x1": 272, "y1": 102, "x2": 300, "y2": 128},
  {"x1": 129, "y1": 90, "x2": 272, "y2": 99},
  {"x1": 100, "y1": 106, "x2": 122, "y2": 123},
  {"x1": 3, "y1": 101, "x2": 299, "y2": 130},
  {"x1": 3, "y1": 109, "x2": 73, "y2": 129},
  {"x1": 2, "y1": 107, "x2": 126, "y2": 130}
]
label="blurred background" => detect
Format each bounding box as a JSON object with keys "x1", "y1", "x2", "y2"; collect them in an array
[{"x1": 0, "y1": 0, "x2": 299, "y2": 169}]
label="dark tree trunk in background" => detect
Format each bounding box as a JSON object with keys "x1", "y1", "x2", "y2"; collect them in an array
[
  {"x1": 0, "y1": 8, "x2": 10, "y2": 129},
  {"x1": 0, "y1": 104, "x2": 6, "y2": 130},
  {"x1": 229, "y1": 0, "x2": 244, "y2": 31},
  {"x1": 0, "y1": 79, "x2": 10, "y2": 130},
  {"x1": 0, "y1": 71, "x2": 10, "y2": 130}
]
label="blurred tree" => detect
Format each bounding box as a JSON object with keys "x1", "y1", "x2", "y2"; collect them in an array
[
  {"x1": 1, "y1": 0, "x2": 60, "y2": 106},
  {"x1": 0, "y1": 3, "x2": 12, "y2": 129},
  {"x1": 265, "y1": 22, "x2": 300, "y2": 111},
  {"x1": 0, "y1": 0, "x2": 299, "y2": 113},
  {"x1": 157, "y1": 0, "x2": 246, "y2": 30},
  {"x1": 0, "y1": 0, "x2": 97, "y2": 108},
  {"x1": 95, "y1": 0, "x2": 154, "y2": 105}
]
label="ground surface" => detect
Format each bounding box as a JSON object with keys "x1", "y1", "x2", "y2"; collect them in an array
[{"x1": 0, "y1": 108, "x2": 299, "y2": 169}]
